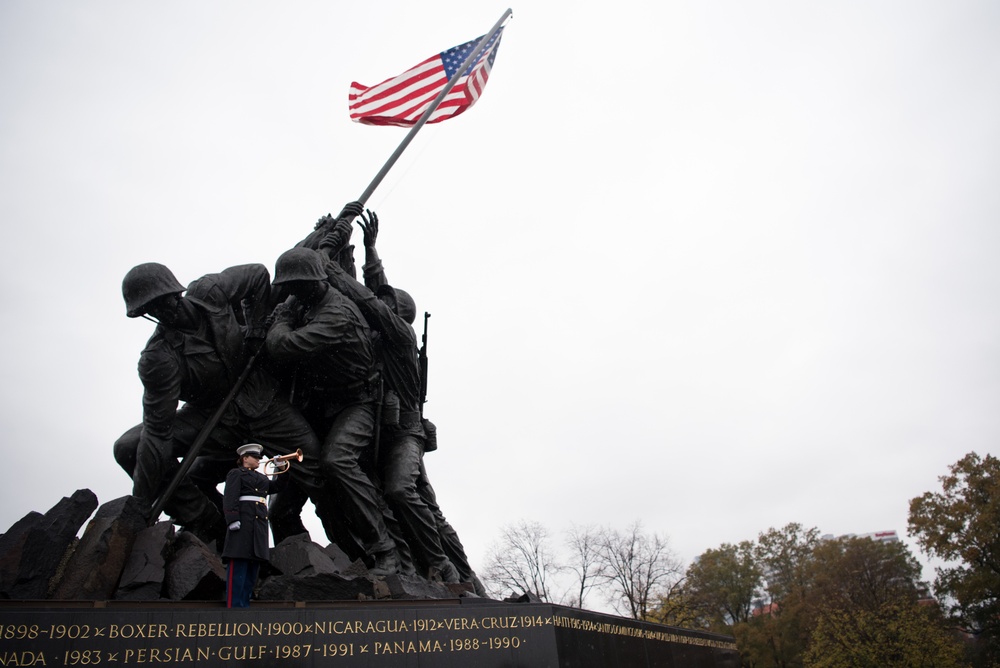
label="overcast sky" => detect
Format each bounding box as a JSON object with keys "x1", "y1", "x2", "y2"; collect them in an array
[{"x1": 2, "y1": 1, "x2": 998, "y2": 604}]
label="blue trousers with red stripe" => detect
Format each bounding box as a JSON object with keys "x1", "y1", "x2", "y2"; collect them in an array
[{"x1": 226, "y1": 559, "x2": 261, "y2": 608}]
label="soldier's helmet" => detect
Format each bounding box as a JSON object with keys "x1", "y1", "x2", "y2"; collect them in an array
[
  {"x1": 273, "y1": 248, "x2": 327, "y2": 284},
  {"x1": 376, "y1": 285, "x2": 417, "y2": 325},
  {"x1": 122, "y1": 263, "x2": 185, "y2": 318}
]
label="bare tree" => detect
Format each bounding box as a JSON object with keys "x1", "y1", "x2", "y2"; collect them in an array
[
  {"x1": 597, "y1": 521, "x2": 684, "y2": 620},
  {"x1": 482, "y1": 520, "x2": 563, "y2": 601},
  {"x1": 564, "y1": 524, "x2": 607, "y2": 608}
]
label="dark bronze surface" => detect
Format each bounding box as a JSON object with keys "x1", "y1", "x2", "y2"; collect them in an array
[{"x1": 0, "y1": 600, "x2": 738, "y2": 668}]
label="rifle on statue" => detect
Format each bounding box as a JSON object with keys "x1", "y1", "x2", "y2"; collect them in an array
[
  {"x1": 419, "y1": 312, "x2": 430, "y2": 414},
  {"x1": 419, "y1": 312, "x2": 437, "y2": 451}
]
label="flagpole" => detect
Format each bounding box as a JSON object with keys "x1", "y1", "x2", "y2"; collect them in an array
[{"x1": 355, "y1": 8, "x2": 512, "y2": 206}]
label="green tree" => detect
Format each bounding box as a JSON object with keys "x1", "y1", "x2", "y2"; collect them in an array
[
  {"x1": 802, "y1": 536, "x2": 965, "y2": 667},
  {"x1": 806, "y1": 536, "x2": 922, "y2": 613},
  {"x1": 699, "y1": 526, "x2": 963, "y2": 668},
  {"x1": 739, "y1": 524, "x2": 821, "y2": 668},
  {"x1": 756, "y1": 523, "x2": 821, "y2": 604},
  {"x1": 676, "y1": 524, "x2": 819, "y2": 667},
  {"x1": 684, "y1": 540, "x2": 762, "y2": 633},
  {"x1": 804, "y1": 602, "x2": 966, "y2": 668},
  {"x1": 909, "y1": 452, "x2": 1000, "y2": 665}
]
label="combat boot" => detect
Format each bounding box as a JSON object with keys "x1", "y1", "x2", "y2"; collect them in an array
[
  {"x1": 428, "y1": 560, "x2": 460, "y2": 584},
  {"x1": 370, "y1": 550, "x2": 400, "y2": 577}
]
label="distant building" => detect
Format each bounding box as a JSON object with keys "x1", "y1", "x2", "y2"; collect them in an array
[
  {"x1": 752, "y1": 601, "x2": 779, "y2": 617},
  {"x1": 821, "y1": 530, "x2": 899, "y2": 543}
]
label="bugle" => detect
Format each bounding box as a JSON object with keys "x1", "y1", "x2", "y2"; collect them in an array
[{"x1": 261, "y1": 448, "x2": 303, "y2": 474}]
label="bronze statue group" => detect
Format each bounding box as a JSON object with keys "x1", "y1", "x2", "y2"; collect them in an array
[{"x1": 113, "y1": 202, "x2": 483, "y2": 606}]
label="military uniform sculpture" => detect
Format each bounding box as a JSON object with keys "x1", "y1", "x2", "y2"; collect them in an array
[
  {"x1": 116, "y1": 202, "x2": 481, "y2": 590},
  {"x1": 327, "y1": 212, "x2": 461, "y2": 584},
  {"x1": 113, "y1": 263, "x2": 338, "y2": 547},
  {"x1": 265, "y1": 247, "x2": 399, "y2": 576}
]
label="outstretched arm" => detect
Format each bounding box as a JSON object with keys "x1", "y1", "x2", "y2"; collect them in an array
[
  {"x1": 357, "y1": 209, "x2": 390, "y2": 291},
  {"x1": 295, "y1": 201, "x2": 365, "y2": 256}
]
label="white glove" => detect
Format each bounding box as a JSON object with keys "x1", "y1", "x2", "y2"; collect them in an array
[{"x1": 228, "y1": 521, "x2": 241, "y2": 531}]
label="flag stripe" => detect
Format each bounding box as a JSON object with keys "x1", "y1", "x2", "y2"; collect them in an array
[
  {"x1": 348, "y1": 60, "x2": 443, "y2": 111},
  {"x1": 350, "y1": 78, "x2": 446, "y2": 120},
  {"x1": 348, "y1": 28, "x2": 504, "y2": 127},
  {"x1": 350, "y1": 77, "x2": 446, "y2": 121}
]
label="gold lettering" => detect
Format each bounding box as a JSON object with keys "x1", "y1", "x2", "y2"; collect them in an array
[
  {"x1": 218, "y1": 645, "x2": 267, "y2": 661},
  {"x1": 109, "y1": 624, "x2": 171, "y2": 639},
  {"x1": 0, "y1": 652, "x2": 46, "y2": 666},
  {"x1": 374, "y1": 640, "x2": 416, "y2": 655},
  {"x1": 416, "y1": 619, "x2": 439, "y2": 632},
  {"x1": 330, "y1": 619, "x2": 405, "y2": 634}
]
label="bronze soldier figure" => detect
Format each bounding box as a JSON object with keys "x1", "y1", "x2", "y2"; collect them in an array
[
  {"x1": 113, "y1": 262, "x2": 337, "y2": 547},
  {"x1": 325, "y1": 244, "x2": 458, "y2": 582},
  {"x1": 333, "y1": 209, "x2": 482, "y2": 589},
  {"x1": 265, "y1": 247, "x2": 400, "y2": 576}
]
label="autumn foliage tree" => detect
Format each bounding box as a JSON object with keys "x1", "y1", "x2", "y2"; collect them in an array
[
  {"x1": 737, "y1": 524, "x2": 820, "y2": 668},
  {"x1": 909, "y1": 451, "x2": 1000, "y2": 666},
  {"x1": 802, "y1": 537, "x2": 964, "y2": 668},
  {"x1": 804, "y1": 602, "x2": 965, "y2": 668},
  {"x1": 670, "y1": 524, "x2": 965, "y2": 668},
  {"x1": 682, "y1": 540, "x2": 761, "y2": 633}
]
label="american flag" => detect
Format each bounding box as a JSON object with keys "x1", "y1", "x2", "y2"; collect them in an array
[{"x1": 349, "y1": 28, "x2": 504, "y2": 127}]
